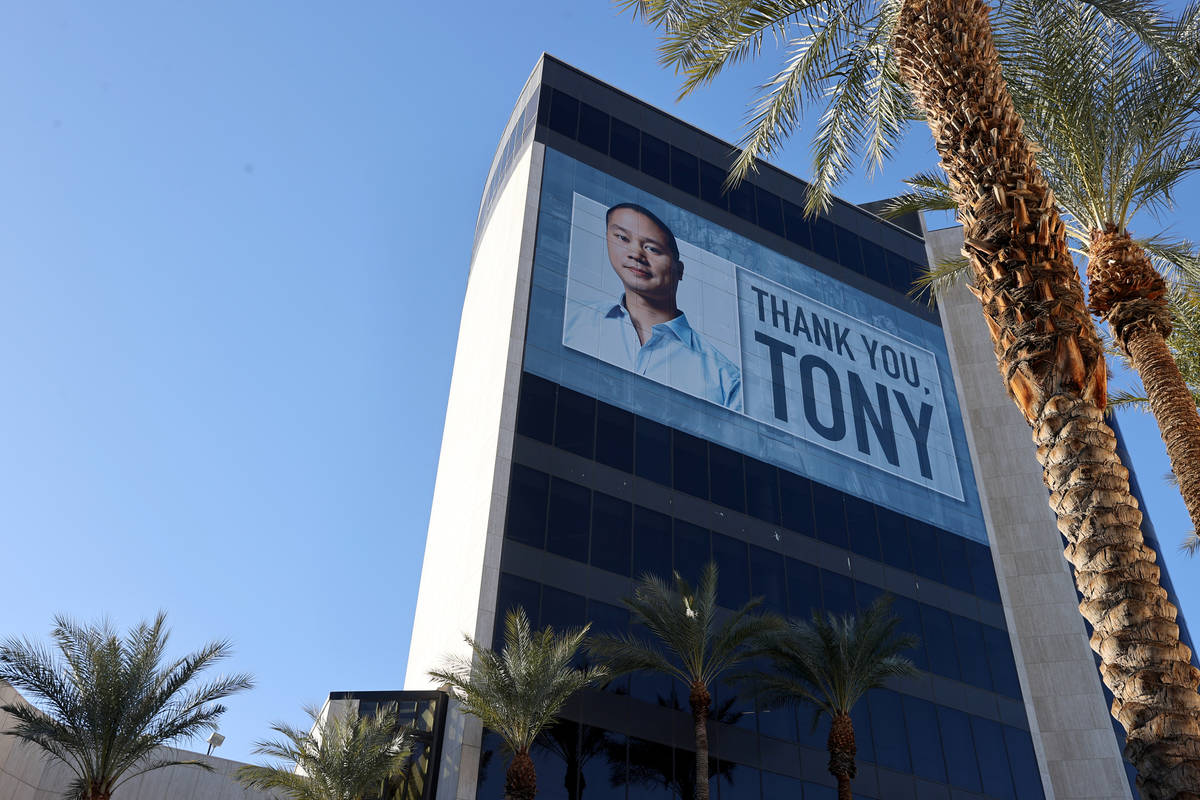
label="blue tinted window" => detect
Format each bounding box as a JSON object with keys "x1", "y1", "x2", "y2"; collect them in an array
[
  {"x1": 547, "y1": 477, "x2": 591, "y2": 563},
  {"x1": 719, "y1": 762, "x2": 761, "y2": 800},
  {"x1": 744, "y1": 457, "x2": 781, "y2": 524},
  {"x1": 853, "y1": 581, "x2": 883, "y2": 612},
  {"x1": 578, "y1": 102, "x2": 610, "y2": 154},
  {"x1": 756, "y1": 693, "x2": 796, "y2": 741},
  {"x1": 749, "y1": 545, "x2": 787, "y2": 614},
  {"x1": 548, "y1": 89, "x2": 579, "y2": 138},
  {"x1": 803, "y1": 783, "x2": 837, "y2": 800},
  {"x1": 635, "y1": 417, "x2": 671, "y2": 484},
  {"x1": 517, "y1": 372, "x2": 556, "y2": 443},
  {"x1": 555, "y1": 386, "x2": 596, "y2": 459},
  {"x1": 476, "y1": 731, "x2": 507, "y2": 799},
  {"x1": 907, "y1": 520, "x2": 942, "y2": 582},
  {"x1": 887, "y1": 251, "x2": 921, "y2": 294},
  {"x1": 755, "y1": 187, "x2": 785, "y2": 236},
  {"x1": 761, "y1": 771, "x2": 804, "y2": 799},
  {"x1": 709, "y1": 444, "x2": 745, "y2": 512},
  {"x1": 640, "y1": 133, "x2": 670, "y2": 183},
  {"x1": 811, "y1": 483, "x2": 848, "y2": 548},
  {"x1": 796, "y1": 706, "x2": 830, "y2": 751},
  {"x1": 1003, "y1": 726, "x2": 1045, "y2": 799},
  {"x1": 782, "y1": 200, "x2": 813, "y2": 248},
  {"x1": 876, "y1": 507, "x2": 912, "y2": 571},
  {"x1": 673, "y1": 431, "x2": 709, "y2": 499},
  {"x1": 674, "y1": 521, "x2": 709, "y2": 586},
  {"x1": 712, "y1": 533, "x2": 750, "y2": 608},
  {"x1": 845, "y1": 496, "x2": 880, "y2": 560},
  {"x1": 592, "y1": 492, "x2": 632, "y2": 576},
  {"x1": 890, "y1": 595, "x2": 929, "y2": 670},
  {"x1": 596, "y1": 401, "x2": 635, "y2": 473},
  {"x1": 851, "y1": 697, "x2": 874, "y2": 763},
  {"x1": 610, "y1": 117, "x2": 640, "y2": 169},
  {"x1": 822, "y1": 571, "x2": 855, "y2": 617},
  {"x1": 699, "y1": 160, "x2": 729, "y2": 210},
  {"x1": 581, "y1": 729, "x2": 626, "y2": 800},
  {"x1": 809, "y1": 216, "x2": 839, "y2": 261},
  {"x1": 860, "y1": 239, "x2": 890, "y2": 286},
  {"x1": 936, "y1": 531, "x2": 973, "y2": 593},
  {"x1": 779, "y1": 471, "x2": 814, "y2": 534},
  {"x1": 626, "y1": 738, "x2": 674, "y2": 799},
  {"x1": 970, "y1": 716, "x2": 1015, "y2": 799},
  {"x1": 494, "y1": 573, "x2": 540, "y2": 644},
  {"x1": 633, "y1": 505, "x2": 672, "y2": 581},
  {"x1": 903, "y1": 696, "x2": 946, "y2": 783},
  {"x1": 920, "y1": 605, "x2": 960, "y2": 680},
  {"x1": 670, "y1": 146, "x2": 699, "y2": 196},
  {"x1": 867, "y1": 689, "x2": 911, "y2": 772},
  {"x1": 951, "y1": 614, "x2": 993, "y2": 690},
  {"x1": 534, "y1": 719, "x2": 576, "y2": 800},
  {"x1": 728, "y1": 180, "x2": 756, "y2": 222},
  {"x1": 541, "y1": 585, "x2": 587, "y2": 632},
  {"x1": 835, "y1": 227, "x2": 865, "y2": 274},
  {"x1": 938, "y1": 707, "x2": 981, "y2": 791},
  {"x1": 983, "y1": 625, "x2": 1023, "y2": 698},
  {"x1": 965, "y1": 540, "x2": 1002, "y2": 603},
  {"x1": 787, "y1": 558, "x2": 821, "y2": 619},
  {"x1": 507, "y1": 465, "x2": 549, "y2": 548}
]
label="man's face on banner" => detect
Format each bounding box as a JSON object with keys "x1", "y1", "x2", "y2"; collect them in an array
[{"x1": 606, "y1": 207, "x2": 683, "y2": 303}]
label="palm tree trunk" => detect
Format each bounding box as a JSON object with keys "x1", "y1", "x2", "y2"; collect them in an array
[
  {"x1": 505, "y1": 749, "x2": 537, "y2": 800},
  {"x1": 894, "y1": 1, "x2": 1200, "y2": 797},
  {"x1": 827, "y1": 712, "x2": 856, "y2": 800},
  {"x1": 689, "y1": 682, "x2": 710, "y2": 800},
  {"x1": 1088, "y1": 228, "x2": 1200, "y2": 538}
]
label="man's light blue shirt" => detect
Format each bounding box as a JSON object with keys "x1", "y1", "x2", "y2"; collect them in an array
[{"x1": 563, "y1": 295, "x2": 742, "y2": 411}]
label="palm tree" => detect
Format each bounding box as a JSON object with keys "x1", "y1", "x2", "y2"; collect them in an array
[
  {"x1": 0, "y1": 613, "x2": 253, "y2": 800},
  {"x1": 750, "y1": 598, "x2": 917, "y2": 800},
  {"x1": 236, "y1": 703, "x2": 414, "y2": 800},
  {"x1": 429, "y1": 608, "x2": 606, "y2": 800},
  {"x1": 625, "y1": 1, "x2": 1200, "y2": 795},
  {"x1": 588, "y1": 563, "x2": 782, "y2": 800}
]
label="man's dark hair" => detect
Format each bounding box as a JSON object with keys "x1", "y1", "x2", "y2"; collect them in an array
[{"x1": 606, "y1": 203, "x2": 680, "y2": 260}]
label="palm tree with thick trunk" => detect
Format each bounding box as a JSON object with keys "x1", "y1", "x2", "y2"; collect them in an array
[
  {"x1": 0, "y1": 613, "x2": 253, "y2": 800},
  {"x1": 750, "y1": 597, "x2": 916, "y2": 800},
  {"x1": 429, "y1": 608, "x2": 605, "y2": 800},
  {"x1": 236, "y1": 703, "x2": 414, "y2": 800},
  {"x1": 626, "y1": 0, "x2": 1200, "y2": 796},
  {"x1": 589, "y1": 563, "x2": 781, "y2": 800}
]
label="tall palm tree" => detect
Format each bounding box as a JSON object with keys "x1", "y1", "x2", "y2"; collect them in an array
[
  {"x1": 0, "y1": 613, "x2": 253, "y2": 800},
  {"x1": 750, "y1": 598, "x2": 917, "y2": 800},
  {"x1": 588, "y1": 563, "x2": 782, "y2": 800},
  {"x1": 626, "y1": 1, "x2": 1200, "y2": 795},
  {"x1": 236, "y1": 703, "x2": 414, "y2": 800},
  {"x1": 429, "y1": 608, "x2": 606, "y2": 800}
]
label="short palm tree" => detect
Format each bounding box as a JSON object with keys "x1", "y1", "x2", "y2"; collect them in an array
[
  {"x1": 589, "y1": 563, "x2": 782, "y2": 800},
  {"x1": 429, "y1": 608, "x2": 606, "y2": 800},
  {"x1": 750, "y1": 598, "x2": 917, "y2": 800},
  {"x1": 236, "y1": 703, "x2": 414, "y2": 800},
  {"x1": 0, "y1": 613, "x2": 253, "y2": 800}
]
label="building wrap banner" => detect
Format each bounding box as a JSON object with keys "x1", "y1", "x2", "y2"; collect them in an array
[{"x1": 563, "y1": 193, "x2": 963, "y2": 501}]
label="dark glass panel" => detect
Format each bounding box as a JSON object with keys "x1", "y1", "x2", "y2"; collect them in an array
[
  {"x1": 592, "y1": 492, "x2": 633, "y2": 576},
  {"x1": 936, "y1": 531, "x2": 973, "y2": 593},
  {"x1": 610, "y1": 117, "x2": 640, "y2": 169},
  {"x1": 517, "y1": 372, "x2": 556, "y2": 443},
  {"x1": 596, "y1": 401, "x2": 635, "y2": 473},
  {"x1": 951, "y1": 614, "x2": 993, "y2": 691},
  {"x1": 728, "y1": 180, "x2": 756, "y2": 222},
  {"x1": 860, "y1": 239, "x2": 890, "y2": 286},
  {"x1": 548, "y1": 89, "x2": 580, "y2": 138},
  {"x1": 887, "y1": 251, "x2": 920, "y2": 294},
  {"x1": 983, "y1": 625, "x2": 1023, "y2": 698},
  {"x1": 803, "y1": 783, "x2": 837, "y2": 800},
  {"x1": 761, "y1": 771, "x2": 804, "y2": 799},
  {"x1": 640, "y1": 133, "x2": 670, "y2": 183},
  {"x1": 756, "y1": 694, "x2": 796, "y2": 741},
  {"x1": 920, "y1": 605, "x2": 961, "y2": 680},
  {"x1": 626, "y1": 738, "x2": 675, "y2": 800},
  {"x1": 811, "y1": 483, "x2": 848, "y2": 548},
  {"x1": 494, "y1": 573, "x2": 541, "y2": 645},
  {"x1": 822, "y1": 571, "x2": 855, "y2": 617},
  {"x1": 809, "y1": 216, "x2": 839, "y2": 261},
  {"x1": 670, "y1": 146, "x2": 700, "y2": 196},
  {"x1": 674, "y1": 521, "x2": 709, "y2": 586},
  {"x1": 547, "y1": 477, "x2": 591, "y2": 563},
  {"x1": 744, "y1": 458, "x2": 781, "y2": 524},
  {"x1": 835, "y1": 227, "x2": 865, "y2": 274},
  {"x1": 537, "y1": 86, "x2": 552, "y2": 126},
  {"x1": 534, "y1": 720, "x2": 578, "y2": 800},
  {"x1": 476, "y1": 730, "x2": 507, "y2": 800},
  {"x1": 867, "y1": 689, "x2": 911, "y2": 772},
  {"x1": 589, "y1": 599, "x2": 631, "y2": 693},
  {"x1": 717, "y1": 762, "x2": 760, "y2": 800},
  {"x1": 851, "y1": 697, "x2": 874, "y2": 763},
  {"x1": 507, "y1": 464, "x2": 549, "y2": 548},
  {"x1": 628, "y1": 625, "x2": 677, "y2": 707},
  {"x1": 756, "y1": 186, "x2": 785, "y2": 236},
  {"x1": 1003, "y1": 726, "x2": 1046, "y2": 800},
  {"x1": 541, "y1": 585, "x2": 587, "y2": 632},
  {"x1": 578, "y1": 102, "x2": 610, "y2": 154},
  {"x1": 779, "y1": 471, "x2": 814, "y2": 534},
  {"x1": 965, "y1": 540, "x2": 1002, "y2": 602},
  {"x1": 889, "y1": 595, "x2": 929, "y2": 670},
  {"x1": 782, "y1": 200, "x2": 813, "y2": 248},
  {"x1": 633, "y1": 505, "x2": 673, "y2": 581},
  {"x1": 796, "y1": 706, "x2": 831, "y2": 751},
  {"x1": 711, "y1": 533, "x2": 750, "y2": 608},
  {"x1": 708, "y1": 444, "x2": 745, "y2": 512},
  {"x1": 970, "y1": 716, "x2": 1016, "y2": 799},
  {"x1": 907, "y1": 520, "x2": 943, "y2": 582},
  {"x1": 853, "y1": 580, "x2": 883, "y2": 612},
  {"x1": 749, "y1": 545, "x2": 788, "y2": 614},
  {"x1": 673, "y1": 431, "x2": 709, "y2": 499},
  {"x1": 938, "y1": 707, "x2": 981, "y2": 792},
  {"x1": 635, "y1": 417, "x2": 671, "y2": 485},
  {"x1": 555, "y1": 386, "x2": 596, "y2": 459},
  {"x1": 902, "y1": 696, "x2": 947, "y2": 783},
  {"x1": 716, "y1": 673, "x2": 756, "y2": 733},
  {"x1": 844, "y1": 496, "x2": 880, "y2": 560},
  {"x1": 581, "y1": 728, "x2": 627, "y2": 800},
  {"x1": 875, "y1": 507, "x2": 913, "y2": 571},
  {"x1": 699, "y1": 160, "x2": 729, "y2": 210},
  {"x1": 787, "y1": 557, "x2": 822, "y2": 620}
]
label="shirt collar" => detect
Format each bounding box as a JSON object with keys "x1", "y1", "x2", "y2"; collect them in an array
[{"x1": 607, "y1": 295, "x2": 697, "y2": 347}]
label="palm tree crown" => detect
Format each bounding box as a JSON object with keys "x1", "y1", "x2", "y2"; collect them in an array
[
  {"x1": 0, "y1": 612, "x2": 253, "y2": 800},
  {"x1": 236, "y1": 704, "x2": 414, "y2": 800}
]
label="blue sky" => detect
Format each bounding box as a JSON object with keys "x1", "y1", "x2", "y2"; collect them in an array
[{"x1": 1, "y1": 1, "x2": 1195, "y2": 764}]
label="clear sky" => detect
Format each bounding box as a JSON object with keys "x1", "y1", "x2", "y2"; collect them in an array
[{"x1": 1, "y1": 0, "x2": 1195, "y2": 765}]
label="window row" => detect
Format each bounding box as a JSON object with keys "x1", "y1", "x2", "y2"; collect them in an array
[
  {"x1": 474, "y1": 92, "x2": 540, "y2": 250},
  {"x1": 516, "y1": 373, "x2": 1001, "y2": 604},
  {"x1": 538, "y1": 86, "x2": 928, "y2": 299}
]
